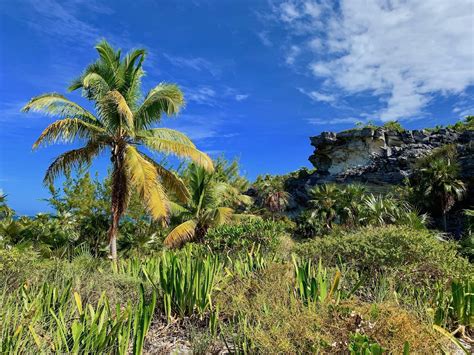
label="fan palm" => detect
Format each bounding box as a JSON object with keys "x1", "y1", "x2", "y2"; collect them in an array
[
  {"x1": 22, "y1": 40, "x2": 213, "y2": 259},
  {"x1": 419, "y1": 158, "x2": 466, "y2": 231},
  {"x1": 164, "y1": 164, "x2": 252, "y2": 248},
  {"x1": 309, "y1": 184, "x2": 341, "y2": 229}
]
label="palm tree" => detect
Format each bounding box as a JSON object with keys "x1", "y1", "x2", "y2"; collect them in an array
[
  {"x1": 164, "y1": 164, "x2": 252, "y2": 248},
  {"x1": 309, "y1": 184, "x2": 341, "y2": 229},
  {"x1": 419, "y1": 158, "x2": 466, "y2": 231},
  {"x1": 22, "y1": 40, "x2": 213, "y2": 259},
  {"x1": 253, "y1": 175, "x2": 290, "y2": 219}
]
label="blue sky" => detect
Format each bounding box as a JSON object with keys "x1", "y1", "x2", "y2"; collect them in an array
[{"x1": 0, "y1": 0, "x2": 473, "y2": 215}]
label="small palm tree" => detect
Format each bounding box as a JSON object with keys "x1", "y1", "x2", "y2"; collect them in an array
[
  {"x1": 419, "y1": 158, "x2": 466, "y2": 231},
  {"x1": 309, "y1": 184, "x2": 341, "y2": 229},
  {"x1": 22, "y1": 41, "x2": 213, "y2": 259},
  {"x1": 253, "y1": 175, "x2": 290, "y2": 219},
  {"x1": 164, "y1": 164, "x2": 252, "y2": 248}
]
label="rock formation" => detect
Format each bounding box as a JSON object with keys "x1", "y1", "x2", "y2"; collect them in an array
[
  {"x1": 284, "y1": 127, "x2": 473, "y2": 207},
  {"x1": 308, "y1": 127, "x2": 473, "y2": 184}
]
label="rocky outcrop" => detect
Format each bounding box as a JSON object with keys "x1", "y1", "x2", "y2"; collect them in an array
[
  {"x1": 284, "y1": 127, "x2": 473, "y2": 208},
  {"x1": 308, "y1": 128, "x2": 474, "y2": 184}
]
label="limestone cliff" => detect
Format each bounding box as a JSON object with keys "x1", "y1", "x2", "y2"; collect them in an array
[
  {"x1": 284, "y1": 127, "x2": 473, "y2": 207},
  {"x1": 308, "y1": 127, "x2": 473, "y2": 184}
]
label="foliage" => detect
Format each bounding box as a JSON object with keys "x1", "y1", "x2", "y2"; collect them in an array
[
  {"x1": 164, "y1": 163, "x2": 253, "y2": 248},
  {"x1": 0, "y1": 278, "x2": 155, "y2": 354},
  {"x1": 297, "y1": 184, "x2": 427, "y2": 237},
  {"x1": 460, "y1": 209, "x2": 474, "y2": 261},
  {"x1": 434, "y1": 279, "x2": 474, "y2": 330},
  {"x1": 293, "y1": 257, "x2": 341, "y2": 306},
  {"x1": 204, "y1": 219, "x2": 285, "y2": 254},
  {"x1": 22, "y1": 40, "x2": 213, "y2": 259},
  {"x1": 348, "y1": 333, "x2": 385, "y2": 354},
  {"x1": 251, "y1": 174, "x2": 290, "y2": 217},
  {"x1": 118, "y1": 247, "x2": 222, "y2": 321},
  {"x1": 409, "y1": 145, "x2": 466, "y2": 230},
  {"x1": 295, "y1": 226, "x2": 470, "y2": 284},
  {"x1": 447, "y1": 115, "x2": 474, "y2": 132},
  {"x1": 382, "y1": 120, "x2": 405, "y2": 132}
]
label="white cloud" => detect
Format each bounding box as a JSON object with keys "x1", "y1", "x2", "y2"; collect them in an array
[
  {"x1": 298, "y1": 88, "x2": 335, "y2": 103},
  {"x1": 258, "y1": 31, "x2": 273, "y2": 47},
  {"x1": 285, "y1": 45, "x2": 301, "y2": 65},
  {"x1": 306, "y1": 117, "x2": 359, "y2": 125},
  {"x1": 271, "y1": 0, "x2": 474, "y2": 121},
  {"x1": 20, "y1": 0, "x2": 111, "y2": 44},
  {"x1": 163, "y1": 54, "x2": 221, "y2": 77},
  {"x1": 235, "y1": 94, "x2": 249, "y2": 101},
  {"x1": 183, "y1": 86, "x2": 217, "y2": 105}
]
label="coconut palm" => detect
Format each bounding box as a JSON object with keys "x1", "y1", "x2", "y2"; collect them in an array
[
  {"x1": 164, "y1": 164, "x2": 252, "y2": 248},
  {"x1": 22, "y1": 40, "x2": 213, "y2": 259}
]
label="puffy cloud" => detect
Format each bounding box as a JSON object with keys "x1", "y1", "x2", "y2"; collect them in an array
[{"x1": 272, "y1": 0, "x2": 474, "y2": 121}]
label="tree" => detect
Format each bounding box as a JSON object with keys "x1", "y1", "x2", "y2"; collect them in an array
[
  {"x1": 418, "y1": 158, "x2": 466, "y2": 231},
  {"x1": 308, "y1": 184, "x2": 341, "y2": 229},
  {"x1": 252, "y1": 175, "x2": 290, "y2": 219},
  {"x1": 164, "y1": 163, "x2": 252, "y2": 248},
  {"x1": 22, "y1": 40, "x2": 213, "y2": 260}
]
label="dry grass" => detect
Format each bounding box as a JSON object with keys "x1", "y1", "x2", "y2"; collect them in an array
[
  {"x1": 322, "y1": 300, "x2": 449, "y2": 353},
  {"x1": 216, "y1": 262, "x2": 451, "y2": 354},
  {"x1": 217, "y1": 263, "x2": 329, "y2": 353}
]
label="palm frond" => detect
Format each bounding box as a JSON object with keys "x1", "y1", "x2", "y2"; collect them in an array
[
  {"x1": 139, "y1": 128, "x2": 196, "y2": 147},
  {"x1": 33, "y1": 118, "x2": 106, "y2": 149},
  {"x1": 43, "y1": 140, "x2": 105, "y2": 185},
  {"x1": 22, "y1": 93, "x2": 98, "y2": 123},
  {"x1": 134, "y1": 83, "x2": 184, "y2": 129},
  {"x1": 140, "y1": 152, "x2": 190, "y2": 203},
  {"x1": 213, "y1": 207, "x2": 234, "y2": 226},
  {"x1": 164, "y1": 219, "x2": 197, "y2": 248},
  {"x1": 124, "y1": 145, "x2": 169, "y2": 221},
  {"x1": 122, "y1": 49, "x2": 146, "y2": 105},
  {"x1": 141, "y1": 137, "x2": 214, "y2": 172},
  {"x1": 168, "y1": 201, "x2": 191, "y2": 216},
  {"x1": 100, "y1": 90, "x2": 134, "y2": 131},
  {"x1": 82, "y1": 72, "x2": 110, "y2": 100}
]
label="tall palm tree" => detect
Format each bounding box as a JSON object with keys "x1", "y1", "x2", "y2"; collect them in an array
[
  {"x1": 22, "y1": 40, "x2": 213, "y2": 259},
  {"x1": 164, "y1": 164, "x2": 252, "y2": 248}
]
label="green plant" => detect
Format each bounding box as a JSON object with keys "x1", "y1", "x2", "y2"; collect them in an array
[
  {"x1": 252, "y1": 174, "x2": 290, "y2": 218},
  {"x1": 348, "y1": 333, "x2": 385, "y2": 354},
  {"x1": 382, "y1": 120, "x2": 405, "y2": 132},
  {"x1": 410, "y1": 145, "x2": 466, "y2": 231},
  {"x1": 204, "y1": 219, "x2": 284, "y2": 254},
  {"x1": 164, "y1": 163, "x2": 253, "y2": 248},
  {"x1": 295, "y1": 226, "x2": 470, "y2": 285},
  {"x1": 143, "y1": 247, "x2": 221, "y2": 321},
  {"x1": 22, "y1": 40, "x2": 213, "y2": 260},
  {"x1": 293, "y1": 257, "x2": 341, "y2": 306},
  {"x1": 0, "y1": 276, "x2": 155, "y2": 354},
  {"x1": 434, "y1": 279, "x2": 474, "y2": 333},
  {"x1": 226, "y1": 244, "x2": 271, "y2": 277}
]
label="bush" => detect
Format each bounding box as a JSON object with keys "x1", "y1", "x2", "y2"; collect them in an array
[
  {"x1": 203, "y1": 219, "x2": 286, "y2": 254},
  {"x1": 295, "y1": 226, "x2": 470, "y2": 284}
]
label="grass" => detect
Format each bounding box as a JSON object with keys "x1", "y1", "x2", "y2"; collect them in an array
[{"x1": 1, "y1": 226, "x2": 472, "y2": 353}]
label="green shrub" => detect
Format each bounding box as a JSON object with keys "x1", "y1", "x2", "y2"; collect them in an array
[
  {"x1": 382, "y1": 120, "x2": 404, "y2": 132},
  {"x1": 295, "y1": 226, "x2": 470, "y2": 284},
  {"x1": 203, "y1": 219, "x2": 285, "y2": 254},
  {"x1": 348, "y1": 333, "x2": 385, "y2": 354}
]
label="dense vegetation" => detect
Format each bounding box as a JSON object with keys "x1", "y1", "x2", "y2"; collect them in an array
[{"x1": 1, "y1": 41, "x2": 473, "y2": 353}]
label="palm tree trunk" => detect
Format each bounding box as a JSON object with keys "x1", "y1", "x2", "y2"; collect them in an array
[
  {"x1": 442, "y1": 212, "x2": 447, "y2": 232},
  {"x1": 108, "y1": 143, "x2": 127, "y2": 260}
]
